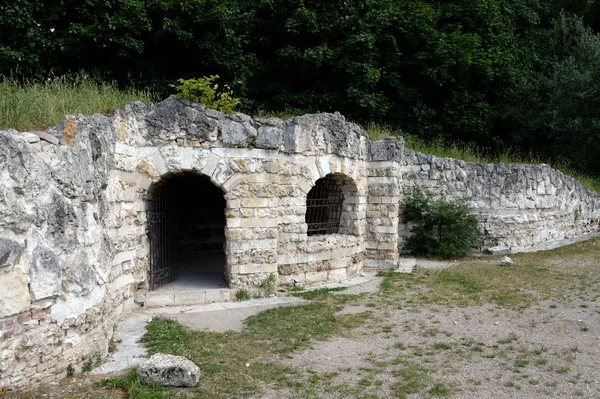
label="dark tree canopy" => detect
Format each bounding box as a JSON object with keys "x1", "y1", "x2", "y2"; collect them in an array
[{"x1": 1, "y1": 0, "x2": 599, "y2": 175}]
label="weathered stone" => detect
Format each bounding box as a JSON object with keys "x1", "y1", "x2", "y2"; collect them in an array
[
  {"x1": 322, "y1": 113, "x2": 365, "y2": 158},
  {"x1": 35, "y1": 131, "x2": 60, "y2": 145},
  {"x1": 0, "y1": 238, "x2": 23, "y2": 273},
  {"x1": 145, "y1": 97, "x2": 218, "y2": 144},
  {"x1": 62, "y1": 250, "x2": 97, "y2": 296},
  {"x1": 30, "y1": 244, "x2": 62, "y2": 301},
  {"x1": 0, "y1": 269, "x2": 30, "y2": 318},
  {"x1": 500, "y1": 256, "x2": 514, "y2": 266},
  {"x1": 21, "y1": 132, "x2": 41, "y2": 143},
  {"x1": 256, "y1": 125, "x2": 282, "y2": 149},
  {"x1": 205, "y1": 108, "x2": 225, "y2": 120},
  {"x1": 37, "y1": 189, "x2": 78, "y2": 250},
  {"x1": 370, "y1": 138, "x2": 404, "y2": 161},
  {"x1": 282, "y1": 112, "x2": 366, "y2": 157},
  {"x1": 220, "y1": 118, "x2": 257, "y2": 147},
  {"x1": 137, "y1": 353, "x2": 200, "y2": 387},
  {"x1": 48, "y1": 147, "x2": 87, "y2": 198}
]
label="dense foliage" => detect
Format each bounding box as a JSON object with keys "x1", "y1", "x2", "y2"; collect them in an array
[
  {"x1": 402, "y1": 191, "x2": 483, "y2": 258},
  {"x1": 1, "y1": 0, "x2": 599, "y2": 174}
]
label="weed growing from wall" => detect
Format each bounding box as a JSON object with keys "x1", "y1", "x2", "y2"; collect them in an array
[
  {"x1": 260, "y1": 273, "x2": 277, "y2": 296},
  {"x1": 235, "y1": 289, "x2": 251, "y2": 301},
  {"x1": 402, "y1": 191, "x2": 482, "y2": 258},
  {"x1": 172, "y1": 75, "x2": 240, "y2": 114}
]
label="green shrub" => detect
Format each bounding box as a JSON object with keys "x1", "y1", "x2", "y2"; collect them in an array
[
  {"x1": 402, "y1": 191, "x2": 482, "y2": 258},
  {"x1": 172, "y1": 75, "x2": 240, "y2": 114}
]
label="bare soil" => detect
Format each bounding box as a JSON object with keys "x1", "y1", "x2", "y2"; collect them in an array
[{"x1": 7, "y1": 246, "x2": 600, "y2": 399}]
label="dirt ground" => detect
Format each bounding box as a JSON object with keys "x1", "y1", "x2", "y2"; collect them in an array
[
  {"x1": 256, "y1": 261, "x2": 600, "y2": 398},
  {"x1": 7, "y1": 250, "x2": 600, "y2": 399},
  {"x1": 279, "y1": 296, "x2": 600, "y2": 398}
]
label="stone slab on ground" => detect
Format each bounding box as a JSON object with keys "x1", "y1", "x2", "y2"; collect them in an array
[
  {"x1": 137, "y1": 353, "x2": 200, "y2": 387},
  {"x1": 397, "y1": 258, "x2": 416, "y2": 272},
  {"x1": 161, "y1": 297, "x2": 305, "y2": 332},
  {"x1": 91, "y1": 312, "x2": 149, "y2": 375}
]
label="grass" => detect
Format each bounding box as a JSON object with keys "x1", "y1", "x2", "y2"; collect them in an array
[
  {"x1": 365, "y1": 124, "x2": 600, "y2": 193},
  {"x1": 103, "y1": 302, "x2": 370, "y2": 398},
  {"x1": 390, "y1": 358, "x2": 431, "y2": 398},
  {"x1": 0, "y1": 73, "x2": 156, "y2": 131},
  {"x1": 13, "y1": 236, "x2": 600, "y2": 399},
  {"x1": 101, "y1": 371, "x2": 171, "y2": 399},
  {"x1": 235, "y1": 289, "x2": 251, "y2": 301},
  {"x1": 375, "y1": 236, "x2": 600, "y2": 308},
  {"x1": 291, "y1": 286, "x2": 346, "y2": 300}
]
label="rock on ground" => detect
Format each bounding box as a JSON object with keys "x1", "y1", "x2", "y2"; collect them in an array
[{"x1": 137, "y1": 353, "x2": 200, "y2": 387}]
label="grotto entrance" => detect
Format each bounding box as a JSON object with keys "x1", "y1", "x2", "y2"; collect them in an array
[{"x1": 147, "y1": 172, "x2": 227, "y2": 291}]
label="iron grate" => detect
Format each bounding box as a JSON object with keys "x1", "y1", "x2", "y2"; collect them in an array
[
  {"x1": 306, "y1": 177, "x2": 344, "y2": 236},
  {"x1": 147, "y1": 188, "x2": 178, "y2": 290}
]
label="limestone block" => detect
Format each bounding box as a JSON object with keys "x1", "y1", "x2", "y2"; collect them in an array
[
  {"x1": 137, "y1": 353, "x2": 200, "y2": 387},
  {"x1": 305, "y1": 270, "x2": 328, "y2": 284},
  {"x1": 256, "y1": 125, "x2": 282, "y2": 149},
  {"x1": 328, "y1": 268, "x2": 347, "y2": 282},
  {"x1": 220, "y1": 117, "x2": 257, "y2": 147},
  {"x1": 213, "y1": 162, "x2": 236, "y2": 186},
  {"x1": 0, "y1": 238, "x2": 23, "y2": 274},
  {"x1": 283, "y1": 119, "x2": 317, "y2": 154},
  {"x1": 145, "y1": 97, "x2": 217, "y2": 144},
  {"x1": 63, "y1": 250, "x2": 97, "y2": 297},
  {"x1": 370, "y1": 139, "x2": 403, "y2": 161},
  {"x1": 0, "y1": 269, "x2": 31, "y2": 318},
  {"x1": 30, "y1": 244, "x2": 62, "y2": 301}
]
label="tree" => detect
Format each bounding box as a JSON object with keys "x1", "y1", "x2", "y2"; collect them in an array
[{"x1": 498, "y1": 13, "x2": 600, "y2": 173}]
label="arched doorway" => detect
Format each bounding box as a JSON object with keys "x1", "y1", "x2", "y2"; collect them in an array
[{"x1": 147, "y1": 173, "x2": 227, "y2": 290}]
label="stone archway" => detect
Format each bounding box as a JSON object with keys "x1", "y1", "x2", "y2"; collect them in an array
[{"x1": 147, "y1": 172, "x2": 227, "y2": 291}]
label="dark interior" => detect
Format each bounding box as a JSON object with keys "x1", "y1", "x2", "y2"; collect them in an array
[
  {"x1": 148, "y1": 172, "x2": 227, "y2": 289},
  {"x1": 169, "y1": 174, "x2": 226, "y2": 260}
]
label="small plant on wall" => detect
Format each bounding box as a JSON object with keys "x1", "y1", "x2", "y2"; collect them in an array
[
  {"x1": 401, "y1": 190, "x2": 482, "y2": 258},
  {"x1": 171, "y1": 75, "x2": 240, "y2": 114}
]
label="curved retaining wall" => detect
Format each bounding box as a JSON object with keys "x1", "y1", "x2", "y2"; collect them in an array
[
  {"x1": 400, "y1": 150, "x2": 600, "y2": 253},
  {"x1": 0, "y1": 98, "x2": 402, "y2": 387},
  {"x1": 0, "y1": 97, "x2": 598, "y2": 388}
]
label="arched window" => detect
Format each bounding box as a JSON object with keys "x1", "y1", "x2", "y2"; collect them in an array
[{"x1": 306, "y1": 175, "x2": 346, "y2": 236}]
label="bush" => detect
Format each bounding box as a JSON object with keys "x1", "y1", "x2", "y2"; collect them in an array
[
  {"x1": 402, "y1": 191, "x2": 482, "y2": 258},
  {"x1": 172, "y1": 75, "x2": 240, "y2": 114}
]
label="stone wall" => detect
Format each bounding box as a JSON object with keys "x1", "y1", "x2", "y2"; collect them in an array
[
  {"x1": 400, "y1": 149, "x2": 600, "y2": 253},
  {"x1": 0, "y1": 97, "x2": 598, "y2": 389},
  {"x1": 0, "y1": 115, "x2": 132, "y2": 387},
  {"x1": 0, "y1": 97, "x2": 401, "y2": 388}
]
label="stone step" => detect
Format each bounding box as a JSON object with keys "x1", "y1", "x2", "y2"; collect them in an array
[{"x1": 144, "y1": 288, "x2": 235, "y2": 307}]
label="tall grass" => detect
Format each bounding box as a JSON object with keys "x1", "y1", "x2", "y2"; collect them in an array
[
  {"x1": 0, "y1": 73, "x2": 156, "y2": 131},
  {"x1": 366, "y1": 124, "x2": 600, "y2": 194}
]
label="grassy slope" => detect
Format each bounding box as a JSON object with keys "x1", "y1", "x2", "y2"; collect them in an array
[
  {"x1": 0, "y1": 74, "x2": 156, "y2": 132},
  {"x1": 1, "y1": 75, "x2": 596, "y2": 193}
]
